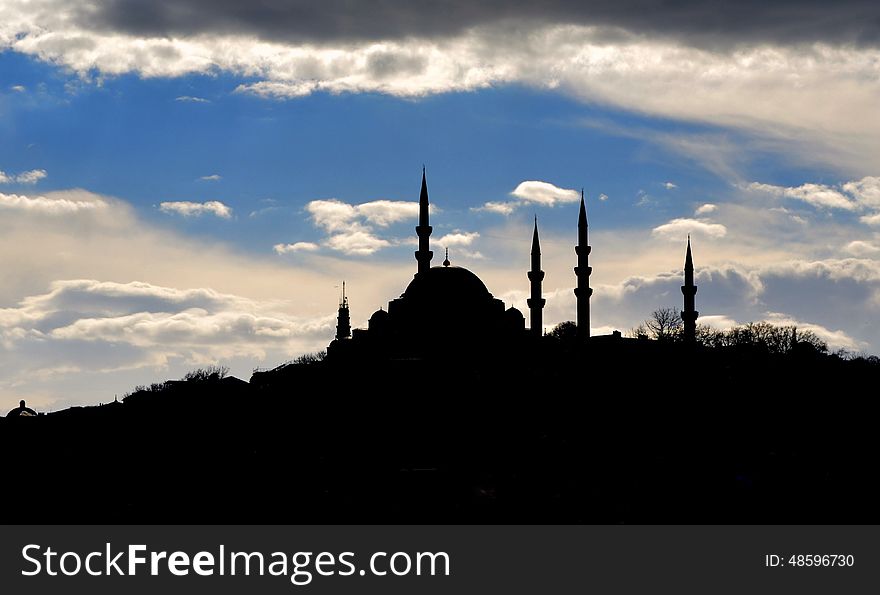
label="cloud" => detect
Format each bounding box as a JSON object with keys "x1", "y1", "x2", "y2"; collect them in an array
[
  {"x1": 747, "y1": 181, "x2": 857, "y2": 211},
  {"x1": 10, "y1": 84, "x2": 25, "y2": 92},
  {"x1": 664, "y1": 181, "x2": 677, "y2": 190},
  {"x1": 6, "y1": 7, "x2": 880, "y2": 172},
  {"x1": 301, "y1": 198, "x2": 423, "y2": 255},
  {"x1": 0, "y1": 168, "x2": 47, "y2": 185},
  {"x1": 0, "y1": 279, "x2": 334, "y2": 378},
  {"x1": 473, "y1": 201, "x2": 517, "y2": 215},
  {"x1": 511, "y1": 181, "x2": 580, "y2": 206},
  {"x1": 695, "y1": 203, "x2": 717, "y2": 215},
  {"x1": 598, "y1": 193, "x2": 609, "y2": 202},
  {"x1": 324, "y1": 227, "x2": 391, "y2": 255},
  {"x1": 861, "y1": 213, "x2": 880, "y2": 226},
  {"x1": 41, "y1": 1, "x2": 880, "y2": 47},
  {"x1": 198, "y1": 174, "x2": 221, "y2": 181},
  {"x1": 355, "y1": 199, "x2": 421, "y2": 226},
  {"x1": 0, "y1": 190, "x2": 107, "y2": 214},
  {"x1": 159, "y1": 200, "x2": 232, "y2": 218},
  {"x1": 844, "y1": 240, "x2": 880, "y2": 256},
  {"x1": 477, "y1": 181, "x2": 580, "y2": 214},
  {"x1": 652, "y1": 218, "x2": 728, "y2": 240},
  {"x1": 842, "y1": 176, "x2": 880, "y2": 209},
  {"x1": 175, "y1": 95, "x2": 210, "y2": 103},
  {"x1": 274, "y1": 242, "x2": 320, "y2": 254},
  {"x1": 746, "y1": 177, "x2": 880, "y2": 226},
  {"x1": 436, "y1": 231, "x2": 480, "y2": 247}
]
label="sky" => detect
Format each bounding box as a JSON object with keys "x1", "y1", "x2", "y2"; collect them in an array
[{"x1": 1, "y1": 0, "x2": 880, "y2": 411}]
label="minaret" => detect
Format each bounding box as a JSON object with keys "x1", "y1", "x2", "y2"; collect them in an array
[
  {"x1": 574, "y1": 190, "x2": 592, "y2": 338},
  {"x1": 680, "y1": 236, "x2": 698, "y2": 343},
  {"x1": 414, "y1": 167, "x2": 433, "y2": 275},
  {"x1": 335, "y1": 281, "x2": 351, "y2": 340},
  {"x1": 527, "y1": 217, "x2": 546, "y2": 337}
]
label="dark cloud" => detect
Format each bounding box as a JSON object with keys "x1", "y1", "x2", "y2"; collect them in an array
[{"x1": 83, "y1": 1, "x2": 880, "y2": 47}]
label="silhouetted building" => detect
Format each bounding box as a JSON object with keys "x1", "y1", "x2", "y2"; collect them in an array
[
  {"x1": 681, "y1": 236, "x2": 699, "y2": 343},
  {"x1": 528, "y1": 217, "x2": 546, "y2": 337},
  {"x1": 6, "y1": 400, "x2": 37, "y2": 418},
  {"x1": 574, "y1": 191, "x2": 592, "y2": 338},
  {"x1": 336, "y1": 281, "x2": 351, "y2": 340},
  {"x1": 326, "y1": 171, "x2": 702, "y2": 359},
  {"x1": 328, "y1": 170, "x2": 525, "y2": 358}
]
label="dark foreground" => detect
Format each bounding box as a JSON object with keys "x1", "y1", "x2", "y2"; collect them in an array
[{"x1": 2, "y1": 339, "x2": 877, "y2": 523}]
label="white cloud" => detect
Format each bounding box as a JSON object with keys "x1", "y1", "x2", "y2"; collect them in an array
[
  {"x1": 842, "y1": 176, "x2": 880, "y2": 209},
  {"x1": 306, "y1": 199, "x2": 358, "y2": 232},
  {"x1": 356, "y1": 199, "x2": 421, "y2": 226},
  {"x1": 0, "y1": 168, "x2": 47, "y2": 185},
  {"x1": 324, "y1": 227, "x2": 391, "y2": 255},
  {"x1": 0, "y1": 279, "x2": 334, "y2": 380},
  {"x1": 695, "y1": 203, "x2": 717, "y2": 215},
  {"x1": 844, "y1": 241, "x2": 880, "y2": 257},
  {"x1": 473, "y1": 201, "x2": 517, "y2": 215},
  {"x1": 176, "y1": 95, "x2": 210, "y2": 103},
  {"x1": 159, "y1": 200, "x2": 232, "y2": 219},
  {"x1": 511, "y1": 181, "x2": 580, "y2": 206},
  {"x1": 198, "y1": 174, "x2": 222, "y2": 181},
  {"x1": 274, "y1": 241, "x2": 319, "y2": 254},
  {"x1": 598, "y1": 193, "x2": 609, "y2": 202},
  {"x1": 861, "y1": 213, "x2": 880, "y2": 226},
  {"x1": 652, "y1": 218, "x2": 728, "y2": 240},
  {"x1": 10, "y1": 84, "x2": 25, "y2": 92},
  {"x1": 0, "y1": 190, "x2": 107, "y2": 214},
  {"x1": 436, "y1": 231, "x2": 479, "y2": 247},
  {"x1": 476, "y1": 181, "x2": 580, "y2": 214},
  {"x1": 664, "y1": 182, "x2": 677, "y2": 190},
  {"x1": 746, "y1": 176, "x2": 880, "y2": 226},
  {"x1": 302, "y1": 198, "x2": 423, "y2": 255},
  {"x1": 748, "y1": 181, "x2": 856, "y2": 211}
]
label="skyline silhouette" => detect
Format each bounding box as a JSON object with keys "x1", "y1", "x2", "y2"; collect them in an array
[
  {"x1": 3, "y1": 0, "x2": 880, "y2": 408},
  {"x1": 3, "y1": 170, "x2": 878, "y2": 524},
  {"x1": 1, "y1": 4, "x2": 878, "y2": 526}
]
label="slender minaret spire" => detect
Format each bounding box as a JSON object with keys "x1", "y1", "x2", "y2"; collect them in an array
[
  {"x1": 574, "y1": 190, "x2": 592, "y2": 338},
  {"x1": 527, "y1": 216, "x2": 546, "y2": 337},
  {"x1": 335, "y1": 281, "x2": 351, "y2": 340},
  {"x1": 414, "y1": 166, "x2": 433, "y2": 275},
  {"x1": 680, "y1": 236, "x2": 698, "y2": 343}
]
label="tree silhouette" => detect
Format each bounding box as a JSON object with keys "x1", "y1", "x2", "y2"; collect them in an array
[
  {"x1": 645, "y1": 307, "x2": 683, "y2": 341},
  {"x1": 546, "y1": 320, "x2": 578, "y2": 344}
]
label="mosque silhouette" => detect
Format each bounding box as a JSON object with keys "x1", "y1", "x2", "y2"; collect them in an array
[
  {"x1": 3, "y1": 170, "x2": 879, "y2": 525},
  {"x1": 327, "y1": 169, "x2": 698, "y2": 361}
]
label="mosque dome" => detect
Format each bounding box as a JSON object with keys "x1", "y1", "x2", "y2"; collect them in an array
[
  {"x1": 6, "y1": 400, "x2": 37, "y2": 418},
  {"x1": 403, "y1": 266, "x2": 492, "y2": 305}
]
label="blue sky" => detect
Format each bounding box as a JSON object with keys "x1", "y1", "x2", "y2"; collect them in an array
[{"x1": 2, "y1": 1, "x2": 880, "y2": 410}]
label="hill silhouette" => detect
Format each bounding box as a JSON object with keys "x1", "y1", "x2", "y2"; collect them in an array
[{"x1": 2, "y1": 333, "x2": 878, "y2": 524}]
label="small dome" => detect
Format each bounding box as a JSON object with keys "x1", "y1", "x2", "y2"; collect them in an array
[
  {"x1": 369, "y1": 308, "x2": 390, "y2": 331},
  {"x1": 6, "y1": 399, "x2": 37, "y2": 418}
]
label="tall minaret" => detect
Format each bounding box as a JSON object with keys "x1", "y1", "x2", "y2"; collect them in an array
[
  {"x1": 527, "y1": 217, "x2": 546, "y2": 337},
  {"x1": 414, "y1": 167, "x2": 433, "y2": 275},
  {"x1": 335, "y1": 281, "x2": 351, "y2": 340},
  {"x1": 680, "y1": 236, "x2": 698, "y2": 343},
  {"x1": 574, "y1": 190, "x2": 592, "y2": 338}
]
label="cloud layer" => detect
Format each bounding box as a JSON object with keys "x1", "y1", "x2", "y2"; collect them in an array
[
  {"x1": 37, "y1": 1, "x2": 880, "y2": 47},
  {"x1": 3, "y1": 3, "x2": 880, "y2": 172}
]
